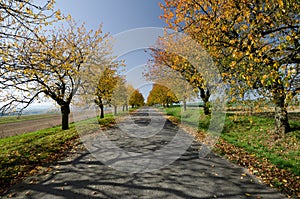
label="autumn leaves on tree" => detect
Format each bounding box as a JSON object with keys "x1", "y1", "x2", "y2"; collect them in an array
[
  {"x1": 158, "y1": 0, "x2": 299, "y2": 134},
  {"x1": 0, "y1": 0, "x2": 298, "y2": 135},
  {"x1": 147, "y1": 84, "x2": 178, "y2": 108},
  {"x1": 145, "y1": 35, "x2": 212, "y2": 115},
  {"x1": 129, "y1": 90, "x2": 145, "y2": 108},
  {"x1": 94, "y1": 70, "x2": 134, "y2": 118},
  {"x1": 0, "y1": 1, "x2": 123, "y2": 130}
]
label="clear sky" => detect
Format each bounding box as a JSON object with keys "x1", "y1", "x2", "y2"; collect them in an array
[
  {"x1": 54, "y1": 0, "x2": 166, "y2": 101},
  {"x1": 55, "y1": 0, "x2": 165, "y2": 34}
]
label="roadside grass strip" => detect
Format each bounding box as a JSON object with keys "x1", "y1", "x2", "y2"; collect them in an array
[
  {"x1": 164, "y1": 106, "x2": 300, "y2": 198},
  {"x1": 0, "y1": 114, "x2": 115, "y2": 195}
]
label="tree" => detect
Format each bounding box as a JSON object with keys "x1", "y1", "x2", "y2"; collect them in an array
[
  {"x1": 1, "y1": 19, "x2": 111, "y2": 130},
  {"x1": 94, "y1": 69, "x2": 126, "y2": 117},
  {"x1": 145, "y1": 56, "x2": 197, "y2": 111},
  {"x1": 0, "y1": 0, "x2": 61, "y2": 103},
  {"x1": 147, "y1": 84, "x2": 179, "y2": 107},
  {"x1": 129, "y1": 89, "x2": 144, "y2": 108},
  {"x1": 110, "y1": 77, "x2": 128, "y2": 115},
  {"x1": 147, "y1": 35, "x2": 213, "y2": 115},
  {"x1": 0, "y1": 0, "x2": 60, "y2": 41},
  {"x1": 124, "y1": 84, "x2": 135, "y2": 111},
  {"x1": 94, "y1": 67, "x2": 120, "y2": 118},
  {"x1": 161, "y1": 0, "x2": 299, "y2": 134}
]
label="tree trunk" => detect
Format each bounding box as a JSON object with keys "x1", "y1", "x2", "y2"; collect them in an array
[
  {"x1": 199, "y1": 88, "x2": 210, "y2": 115},
  {"x1": 203, "y1": 100, "x2": 210, "y2": 115},
  {"x1": 114, "y1": 105, "x2": 117, "y2": 115},
  {"x1": 61, "y1": 103, "x2": 70, "y2": 130},
  {"x1": 272, "y1": 85, "x2": 291, "y2": 135},
  {"x1": 99, "y1": 104, "x2": 104, "y2": 118},
  {"x1": 183, "y1": 98, "x2": 187, "y2": 112},
  {"x1": 274, "y1": 102, "x2": 290, "y2": 135}
]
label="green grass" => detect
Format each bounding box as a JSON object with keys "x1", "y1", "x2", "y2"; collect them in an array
[
  {"x1": 0, "y1": 124, "x2": 77, "y2": 190},
  {"x1": 164, "y1": 107, "x2": 300, "y2": 176},
  {"x1": 0, "y1": 114, "x2": 58, "y2": 125},
  {"x1": 0, "y1": 114, "x2": 115, "y2": 193},
  {"x1": 222, "y1": 114, "x2": 300, "y2": 176},
  {"x1": 164, "y1": 106, "x2": 210, "y2": 130}
]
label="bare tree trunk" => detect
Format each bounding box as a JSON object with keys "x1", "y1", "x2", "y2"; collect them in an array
[
  {"x1": 273, "y1": 86, "x2": 290, "y2": 135},
  {"x1": 199, "y1": 88, "x2": 210, "y2": 115},
  {"x1": 61, "y1": 103, "x2": 70, "y2": 130},
  {"x1": 274, "y1": 101, "x2": 290, "y2": 135},
  {"x1": 183, "y1": 96, "x2": 187, "y2": 111},
  {"x1": 99, "y1": 104, "x2": 104, "y2": 118},
  {"x1": 114, "y1": 105, "x2": 117, "y2": 115},
  {"x1": 203, "y1": 100, "x2": 210, "y2": 115}
]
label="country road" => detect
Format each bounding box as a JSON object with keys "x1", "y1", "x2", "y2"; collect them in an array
[{"x1": 2, "y1": 107, "x2": 287, "y2": 199}]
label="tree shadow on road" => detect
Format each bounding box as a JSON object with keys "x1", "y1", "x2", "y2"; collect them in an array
[
  {"x1": 3, "y1": 146, "x2": 286, "y2": 199},
  {"x1": 2, "y1": 108, "x2": 287, "y2": 199}
]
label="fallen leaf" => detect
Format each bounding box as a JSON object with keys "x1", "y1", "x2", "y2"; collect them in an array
[{"x1": 8, "y1": 192, "x2": 17, "y2": 198}]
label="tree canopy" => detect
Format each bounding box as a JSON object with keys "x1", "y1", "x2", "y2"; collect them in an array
[
  {"x1": 1, "y1": 19, "x2": 114, "y2": 130},
  {"x1": 147, "y1": 84, "x2": 179, "y2": 107},
  {"x1": 146, "y1": 34, "x2": 215, "y2": 114},
  {"x1": 160, "y1": 0, "x2": 299, "y2": 134},
  {"x1": 0, "y1": 0, "x2": 60, "y2": 41},
  {"x1": 94, "y1": 67, "x2": 120, "y2": 118},
  {"x1": 129, "y1": 89, "x2": 145, "y2": 108},
  {"x1": 144, "y1": 63, "x2": 195, "y2": 111}
]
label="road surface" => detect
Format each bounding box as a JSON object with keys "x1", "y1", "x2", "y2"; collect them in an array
[{"x1": 2, "y1": 107, "x2": 287, "y2": 198}]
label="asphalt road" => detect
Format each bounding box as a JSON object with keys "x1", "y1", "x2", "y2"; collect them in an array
[{"x1": 2, "y1": 107, "x2": 287, "y2": 199}]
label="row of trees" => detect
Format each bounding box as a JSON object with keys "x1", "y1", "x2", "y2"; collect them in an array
[
  {"x1": 144, "y1": 37, "x2": 207, "y2": 113},
  {"x1": 0, "y1": 0, "x2": 134, "y2": 130},
  {"x1": 147, "y1": 84, "x2": 178, "y2": 107},
  {"x1": 147, "y1": 0, "x2": 299, "y2": 135},
  {"x1": 94, "y1": 70, "x2": 144, "y2": 117},
  {"x1": 129, "y1": 89, "x2": 145, "y2": 108}
]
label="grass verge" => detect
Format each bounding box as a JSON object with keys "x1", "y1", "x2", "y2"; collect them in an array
[
  {"x1": 0, "y1": 114, "x2": 115, "y2": 195},
  {"x1": 164, "y1": 106, "x2": 300, "y2": 198}
]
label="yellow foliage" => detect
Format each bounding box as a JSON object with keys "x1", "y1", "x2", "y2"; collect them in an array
[{"x1": 160, "y1": 0, "x2": 299, "y2": 124}]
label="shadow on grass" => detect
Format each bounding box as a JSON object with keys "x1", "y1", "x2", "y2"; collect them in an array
[{"x1": 289, "y1": 121, "x2": 300, "y2": 133}]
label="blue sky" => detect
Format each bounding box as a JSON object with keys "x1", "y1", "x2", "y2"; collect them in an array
[
  {"x1": 54, "y1": 0, "x2": 166, "y2": 101},
  {"x1": 55, "y1": 0, "x2": 165, "y2": 34}
]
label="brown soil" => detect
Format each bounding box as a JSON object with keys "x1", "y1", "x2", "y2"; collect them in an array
[{"x1": 0, "y1": 111, "x2": 98, "y2": 139}]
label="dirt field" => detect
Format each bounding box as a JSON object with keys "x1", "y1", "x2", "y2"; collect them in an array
[{"x1": 0, "y1": 111, "x2": 98, "y2": 139}]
